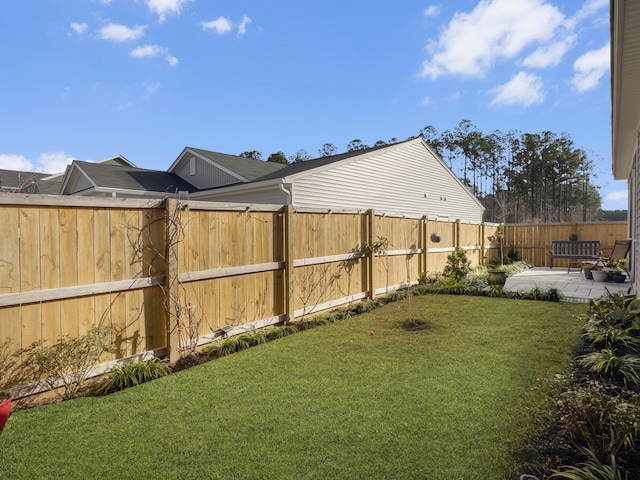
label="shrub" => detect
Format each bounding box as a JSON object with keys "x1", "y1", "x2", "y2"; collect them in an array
[
  {"x1": 505, "y1": 248, "x2": 521, "y2": 264},
  {"x1": 552, "y1": 449, "x2": 623, "y2": 480},
  {"x1": 264, "y1": 325, "x2": 297, "y2": 341},
  {"x1": 556, "y1": 380, "x2": 640, "y2": 463},
  {"x1": 578, "y1": 350, "x2": 640, "y2": 387},
  {"x1": 443, "y1": 247, "x2": 470, "y2": 281},
  {"x1": 99, "y1": 358, "x2": 170, "y2": 395},
  {"x1": 0, "y1": 337, "x2": 27, "y2": 395},
  {"x1": 348, "y1": 299, "x2": 381, "y2": 315},
  {"x1": 384, "y1": 289, "x2": 407, "y2": 303},
  {"x1": 203, "y1": 337, "x2": 239, "y2": 358},
  {"x1": 25, "y1": 326, "x2": 115, "y2": 400}
]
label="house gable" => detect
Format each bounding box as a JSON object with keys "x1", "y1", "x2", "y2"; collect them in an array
[
  {"x1": 169, "y1": 147, "x2": 286, "y2": 190},
  {"x1": 289, "y1": 139, "x2": 484, "y2": 221}
]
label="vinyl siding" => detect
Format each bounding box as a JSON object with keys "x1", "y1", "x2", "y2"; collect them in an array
[
  {"x1": 292, "y1": 141, "x2": 483, "y2": 222},
  {"x1": 199, "y1": 185, "x2": 289, "y2": 205},
  {"x1": 175, "y1": 157, "x2": 241, "y2": 189}
]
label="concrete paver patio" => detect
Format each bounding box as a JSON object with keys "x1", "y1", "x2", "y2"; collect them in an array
[{"x1": 504, "y1": 267, "x2": 634, "y2": 303}]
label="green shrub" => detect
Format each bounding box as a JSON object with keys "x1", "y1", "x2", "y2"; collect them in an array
[
  {"x1": 552, "y1": 449, "x2": 623, "y2": 480},
  {"x1": 578, "y1": 349, "x2": 640, "y2": 387},
  {"x1": 385, "y1": 289, "x2": 407, "y2": 303},
  {"x1": 99, "y1": 358, "x2": 170, "y2": 395},
  {"x1": 348, "y1": 299, "x2": 381, "y2": 315},
  {"x1": 556, "y1": 380, "x2": 640, "y2": 463},
  {"x1": 25, "y1": 326, "x2": 115, "y2": 400},
  {"x1": 443, "y1": 247, "x2": 471, "y2": 281},
  {"x1": 203, "y1": 337, "x2": 239, "y2": 358},
  {"x1": 505, "y1": 248, "x2": 521, "y2": 264},
  {"x1": 264, "y1": 325, "x2": 297, "y2": 341}
]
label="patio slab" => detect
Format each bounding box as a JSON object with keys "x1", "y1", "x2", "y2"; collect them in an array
[{"x1": 504, "y1": 267, "x2": 633, "y2": 303}]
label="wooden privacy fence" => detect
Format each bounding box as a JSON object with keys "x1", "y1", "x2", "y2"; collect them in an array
[
  {"x1": 0, "y1": 194, "x2": 500, "y2": 390},
  {"x1": 503, "y1": 222, "x2": 629, "y2": 268}
]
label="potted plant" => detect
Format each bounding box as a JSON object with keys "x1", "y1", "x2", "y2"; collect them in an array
[
  {"x1": 591, "y1": 268, "x2": 608, "y2": 282},
  {"x1": 487, "y1": 269, "x2": 507, "y2": 285},
  {"x1": 609, "y1": 258, "x2": 627, "y2": 283},
  {"x1": 486, "y1": 259, "x2": 507, "y2": 286}
]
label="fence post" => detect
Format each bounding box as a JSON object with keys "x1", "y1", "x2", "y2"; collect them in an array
[
  {"x1": 480, "y1": 222, "x2": 486, "y2": 265},
  {"x1": 421, "y1": 216, "x2": 428, "y2": 275},
  {"x1": 368, "y1": 209, "x2": 376, "y2": 299},
  {"x1": 455, "y1": 219, "x2": 461, "y2": 249},
  {"x1": 165, "y1": 197, "x2": 181, "y2": 363},
  {"x1": 284, "y1": 205, "x2": 295, "y2": 324}
]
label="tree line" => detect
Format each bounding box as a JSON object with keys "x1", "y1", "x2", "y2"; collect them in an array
[{"x1": 240, "y1": 119, "x2": 607, "y2": 223}]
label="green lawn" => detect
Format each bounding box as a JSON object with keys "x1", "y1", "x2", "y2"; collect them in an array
[{"x1": 0, "y1": 295, "x2": 585, "y2": 479}]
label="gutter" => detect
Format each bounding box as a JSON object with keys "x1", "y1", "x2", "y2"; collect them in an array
[{"x1": 279, "y1": 179, "x2": 292, "y2": 205}]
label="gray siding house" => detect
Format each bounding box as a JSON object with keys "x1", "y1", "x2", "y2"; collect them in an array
[
  {"x1": 190, "y1": 138, "x2": 485, "y2": 222},
  {"x1": 611, "y1": 0, "x2": 640, "y2": 290}
]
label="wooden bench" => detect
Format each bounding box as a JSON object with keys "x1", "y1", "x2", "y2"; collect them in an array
[{"x1": 550, "y1": 240, "x2": 601, "y2": 271}]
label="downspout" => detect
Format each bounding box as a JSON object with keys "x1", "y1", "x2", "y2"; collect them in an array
[{"x1": 279, "y1": 180, "x2": 292, "y2": 205}]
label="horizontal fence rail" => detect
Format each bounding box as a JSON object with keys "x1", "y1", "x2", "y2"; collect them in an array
[{"x1": 0, "y1": 193, "x2": 625, "y2": 398}]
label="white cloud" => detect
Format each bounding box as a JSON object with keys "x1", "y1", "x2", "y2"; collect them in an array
[
  {"x1": 522, "y1": 34, "x2": 576, "y2": 68},
  {"x1": 420, "y1": 0, "x2": 564, "y2": 79},
  {"x1": 0, "y1": 154, "x2": 36, "y2": 172},
  {"x1": 146, "y1": 0, "x2": 192, "y2": 23},
  {"x1": 422, "y1": 96, "x2": 431, "y2": 106},
  {"x1": 201, "y1": 17, "x2": 234, "y2": 35},
  {"x1": 238, "y1": 15, "x2": 252, "y2": 37},
  {"x1": 201, "y1": 15, "x2": 252, "y2": 36},
  {"x1": 130, "y1": 44, "x2": 178, "y2": 66},
  {"x1": 604, "y1": 189, "x2": 628, "y2": 202},
  {"x1": 568, "y1": 0, "x2": 609, "y2": 28},
  {"x1": 571, "y1": 43, "x2": 610, "y2": 93},
  {"x1": 37, "y1": 151, "x2": 75, "y2": 173},
  {"x1": 490, "y1": 71, "x2": 545, "y2": 107},
  {"x1": 70, "y1": 22, "x2": 88, "y2": 34},
  {"x1": 0, "y1": 152, "x2": 75, "y2": 174},
  {"x1": 98, "y1": 23, "x2": 146, "y2": 42},
  {"x1": 424, "y1": 5, "x2": 440, "y2": 17}
]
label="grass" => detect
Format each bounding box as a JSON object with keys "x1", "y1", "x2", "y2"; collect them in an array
[{"x1": 0, "y1": 295, "x2": 585, "y2": 479}]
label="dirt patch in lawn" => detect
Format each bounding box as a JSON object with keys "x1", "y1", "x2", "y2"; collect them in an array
[{"x1": 399, "y1": 318, "x2": 430, "y2": 331}]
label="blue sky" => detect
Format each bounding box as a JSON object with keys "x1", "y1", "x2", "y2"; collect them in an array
[{"x1": 0, "y1": 0, "x2": 624, "y2": 209}]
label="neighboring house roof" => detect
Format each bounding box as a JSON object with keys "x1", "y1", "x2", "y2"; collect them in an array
[
  {"x1": 611, "y1": 0, "x2": 640, "y2": 179},
  {"x1": 169, "y1": 147, "x2": 287, "y2": 184},
  {"x1": 0, "y1": 169, "x2": 63, "y2": 194},
  {"x1": 60, "y1": 160, "x2": 198, "y2": 197},
  {"x1": 251, "y1": 140, "x2": 417, "y2": 183}
]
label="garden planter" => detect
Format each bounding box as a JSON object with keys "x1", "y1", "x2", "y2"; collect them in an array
[
  {"x1": 591, "y1": 270, "x2": 608, "y2": 282},
  {"x1": 0, "y1": 393, "x2": 11, "y2": 434},
  {"x1": 612, "y1": 273, "x2": 626, "y2": 283},
  {"x1": 487, "y1": 270, "x2": 507, "y2": 286},
  {"x1": 583, "y1": 268, "x2": 593, "y2": 280}
]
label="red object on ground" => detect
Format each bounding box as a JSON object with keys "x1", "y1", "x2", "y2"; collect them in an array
[
  {"x1": 368, "y1": 331, "x2": 374, "y2": 336},
  {"x1": 0, "y1": 396, "x2": 11, "y2": 433}
]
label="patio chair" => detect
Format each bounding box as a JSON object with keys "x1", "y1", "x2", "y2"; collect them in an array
[{"x1": 583, "y1": 239, "x2": 631, "y2": 275}]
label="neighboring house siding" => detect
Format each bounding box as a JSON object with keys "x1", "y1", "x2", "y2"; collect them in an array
[
  {"x1": 292, "y1": 141, "x2": 483, "y2": 222},
  {"x1": 175, "y1": 157, "x2": 240, "y2": 189},
  {"x1": 202, "y1": 186, "x2": 289, "y2": 205}
]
